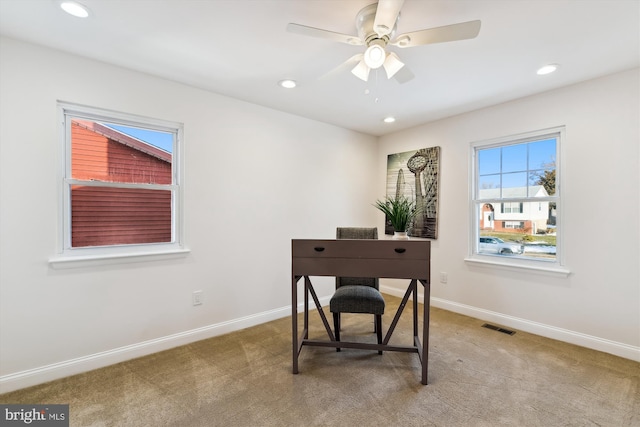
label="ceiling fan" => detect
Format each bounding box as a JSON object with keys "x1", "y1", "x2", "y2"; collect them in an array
[{"x1": 287, "y1": 0, "x2": 481, "y2": 83}]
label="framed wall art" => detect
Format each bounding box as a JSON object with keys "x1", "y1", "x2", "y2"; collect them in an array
[{"x1": 385, "y1": 147, "x2": 440, "y2": 239}]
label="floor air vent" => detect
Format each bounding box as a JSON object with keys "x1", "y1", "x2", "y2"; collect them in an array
[{"x1": 482, "y1": 323, "x2": 516, "y2": 335}]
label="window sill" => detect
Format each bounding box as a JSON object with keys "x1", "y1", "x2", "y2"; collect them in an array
[
  {"x1": 464, "y1": 256, "x2": 571, "y2": 277},
  {"x1": 49, "y1": 248, "x2": 190, "y2": 269}
]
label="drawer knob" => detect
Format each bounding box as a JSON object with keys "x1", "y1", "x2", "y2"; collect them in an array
[
  {"x1": 394, "y1": 248, "x2": 406, "y2": 253},
  {"x1": 314, "y1": 247, "x2": 325, "y2": 252}
]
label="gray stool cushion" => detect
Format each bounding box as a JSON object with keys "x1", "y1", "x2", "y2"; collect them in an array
[{"x1": 330, "y1": 285, "x2": 385, "y2": 315}]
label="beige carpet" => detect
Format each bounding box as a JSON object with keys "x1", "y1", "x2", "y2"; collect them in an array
[{"x1": 1, "y1": 294, "x2": 638, "y2": 426}]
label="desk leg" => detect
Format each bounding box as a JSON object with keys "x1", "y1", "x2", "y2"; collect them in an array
[
  {"x1": 421, "y1": 280, "x2": 431, "y2": 385},
  {"x1": 304, "y1": 276, "x2": 309, "y2": 339},
  {"x1": 413, "y1": 281, "x2": 418, "y2": 338},
  {"x1": 292, "y1": 275, "x2": 300, "y2": 374}
]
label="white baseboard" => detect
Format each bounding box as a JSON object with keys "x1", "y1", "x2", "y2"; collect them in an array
[
  {"x1": 3, "y1": 291, "x2": 635, "y2": 394},
  {"x1": 0, "y1": 300, "x2": 321, "y2": 394},
  {"x1": 380, "y1": 284, "x2": 640, "y2": 362}
]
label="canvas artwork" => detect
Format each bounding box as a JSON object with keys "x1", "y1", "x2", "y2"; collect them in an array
[{"x1": 385, "y1": 147, "x2": 440, "y2": 239}]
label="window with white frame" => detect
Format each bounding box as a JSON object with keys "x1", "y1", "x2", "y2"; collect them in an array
[
  {"x1": 471, "y1": 128, "x2": 562, "y2": 266},
  {"x1": 55, "y1": 102, "x2": 184, "y2": 261}
]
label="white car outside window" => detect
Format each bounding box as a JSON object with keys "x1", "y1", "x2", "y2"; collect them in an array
[{"x1": 479, "y1": 237, "x2": 523, "y2": 255}]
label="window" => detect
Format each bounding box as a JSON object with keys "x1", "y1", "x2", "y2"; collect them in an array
[
  {"x1": 502, "y1": 202, "x2": 522, "y2": 214},
  {"x1": 503, "y1": 221, "x2": 525, "y2": 229},
  {"x1": 470, "y1": 127, "x2": 563, "y2": 270},
  {"x1": 53, "y1": 103, "x2": 185, "y2": 263}
]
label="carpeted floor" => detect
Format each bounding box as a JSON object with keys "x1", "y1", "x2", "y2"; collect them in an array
[{"x1": 1, "y1": 294, "x2": 638, "y2": 426}]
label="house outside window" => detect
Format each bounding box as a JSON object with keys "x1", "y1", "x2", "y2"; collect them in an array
[
  {"x1": 54, "y1": 102, "x2": 185, "y2": 263},
  {"x1": 503, "y1": 221, "x2": 525, "y2": 230},
  {"x1": 502, "y1": 202, "x2": 523, "y2": 214},
  {"x1": 470, "y1": 127, "x2": 562, "y2": 268}
]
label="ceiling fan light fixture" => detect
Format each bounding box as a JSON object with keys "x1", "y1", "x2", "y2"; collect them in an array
[
  {"x1": 364, "y1": 43, "x2": 386, "y2": 69},
  {"x1": 351, "y1": 60, "x2": 371, "y2": 82},
  {"x1": 382, "y1": 52, "x2": 404, "y2": 79},
  {"x1": 288, "y1": 2, "x2": 482, "y2": 86}
]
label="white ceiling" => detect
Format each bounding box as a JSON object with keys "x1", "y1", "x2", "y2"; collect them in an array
[{"x1": 1, "y1": 0, "x2": 638, "y2": 136}]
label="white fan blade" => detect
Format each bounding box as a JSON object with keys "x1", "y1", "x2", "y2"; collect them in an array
[
  {"x1": 383, "y1": 52, "x2": 404, "y2": 79},
  {"x1": 287, "y1": 23, "x2": 363, "y2": 46},
  {"x1": 391, "y1": 20, "x2": 481, "y2": 48},
  {"x1": 374, "y1": 0, "x2": 404, "y2": 37},
  {"x1": 351, "y1": 59, "x2": 371, "y2": 82},
  {"x1": 393, "y1": 66, "x2": 414, "y2": 84},
  {"x1": 319, "y1": 54, "x2": 363, "y2": 80}
]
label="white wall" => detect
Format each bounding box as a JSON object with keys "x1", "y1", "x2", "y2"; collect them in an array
[
  {"x1": 378, "y1": 68, "x2": 640, "y2": 361},
  {"x1": 1, "y1": 36, "x2": 637, "y2": 393},
  {"x1": 0, "y1": 37, "x2": 378, "y2": 392}
]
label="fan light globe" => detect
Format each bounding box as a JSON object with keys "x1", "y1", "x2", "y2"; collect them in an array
[
  {"x1": 351, "y1": 60, "x2": 371, "y2": 81},
  {"x1": 383, "y1": 52, "x2": 404, "y2": 79},
  {"x1": 364, "y1": 44, "x2": 386, "y2": 69}
]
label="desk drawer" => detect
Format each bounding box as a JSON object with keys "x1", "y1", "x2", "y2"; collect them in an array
[{"x1": 292, "y1": 239, "x2": 430, "y2": 261}]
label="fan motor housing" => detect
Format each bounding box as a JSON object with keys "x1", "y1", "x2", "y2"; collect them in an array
[{"x1": 356, "y1": 3, "x2": 397, "y2": 46}]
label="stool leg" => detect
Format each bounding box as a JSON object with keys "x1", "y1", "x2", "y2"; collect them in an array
[{"x1": 333, "y1": 312, "x2": 341, "y2": 352}]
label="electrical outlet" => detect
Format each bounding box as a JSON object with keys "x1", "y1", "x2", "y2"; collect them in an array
[
  {"x1": 440, "y1": 272, "x2": 448, "y2": 284},
  {"x1": 192, "y1": 290, "x2": 203, "y2": 306}
]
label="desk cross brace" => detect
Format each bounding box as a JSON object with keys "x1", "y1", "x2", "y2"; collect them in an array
[{"x1": 292, "y1": 275, "x2": 430, "y2": 384}]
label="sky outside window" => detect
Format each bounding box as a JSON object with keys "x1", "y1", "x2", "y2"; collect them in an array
[
  {"x1": 104, "y1": 123, "x2": 173, "y2": 153},
  {"x1": 478, "y1": 138, "x2": 556, "y2": 194}
]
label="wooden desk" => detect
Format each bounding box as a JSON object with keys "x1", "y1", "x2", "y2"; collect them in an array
[{"x1": 291, "y1": 239, "x2": 431, "y2": 384}]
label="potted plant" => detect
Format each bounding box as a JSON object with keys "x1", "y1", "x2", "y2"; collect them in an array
[{"x1": 373, "y1": 196, "x2": 419, "y2": 239}]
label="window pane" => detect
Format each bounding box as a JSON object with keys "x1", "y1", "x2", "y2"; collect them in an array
[
  {"x1": 502, "y1": 172, "x2": 527, "y2": 197},
  {"x1": 528, "y1": 138, "x2": 556, "y2": 197},
  {"x1": 478, "y1": 175, "x2": 500, "y2": 199},
  {"x1": 476, "y1": 201, "x2": 557, "y2": 260},
  {"x1": 71, "y1": 186, "x2": 172, "y2": 247},
  {"x1": 105, "y1": 124, "x2": 174, "y2": 154},
  {"x1": 71, "y1": 119, "x2": 172, "y2": 184},
  {"x1": 528, "y1": 167, "x2": 556, "y2": 197},
  {"x1": 528, "y1": 138, "x2": 556, "y2": 170},
  {"x1": 502, "y1": 144, "x2": 527, "y2": 173},
  {"x1": 528, "y1": 175, "x2": 551, "y2": 197},
  {"x1": 478, "y1": 147, "x2": 501, "y2": 175}
]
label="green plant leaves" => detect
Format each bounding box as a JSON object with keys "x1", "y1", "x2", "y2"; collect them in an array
[{"x1": 373, "y1": 196, "x2": 419, "y2": 232}]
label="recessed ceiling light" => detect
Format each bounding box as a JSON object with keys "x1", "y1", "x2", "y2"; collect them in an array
[
  {"x1": 60, "y1": 1, "x2": 90, "y2": 18},
  {"x1": 278, "y1": 79, "x2": 297, "y2": 89},
  {"x1": 383, "y1": 116, "x2": 396, "y2": 123},
  {"x1": 537, "y1": 64, "x2": 559, "y2": 75}
]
